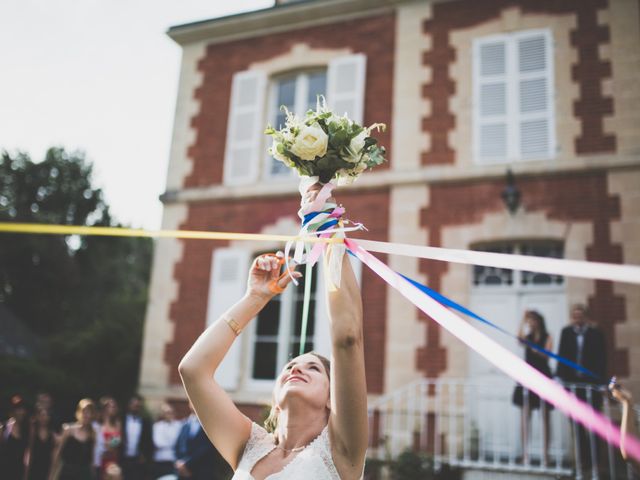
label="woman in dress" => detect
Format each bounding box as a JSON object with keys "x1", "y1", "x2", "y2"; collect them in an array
[
  {"x1": 179, "y1": 188, "x2": 368, "y2": 480},
  {"x1": 512, "y1": 310, "x2": 553, "y2": 465},
  {"x1": 2, "y1": 395, "x2": 30, "y2": 479},
  {"x1": 97, "y1": 397, "x2": 122, "y2": 479},
  {"x1": 25, "y1": 407, "x2": 55, "y2": 480},
  {"x1": 49, "y1": 399, "x2": 96, "y2": 480}
]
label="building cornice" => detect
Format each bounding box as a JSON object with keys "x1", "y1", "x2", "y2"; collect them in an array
[
  {"x1": 167, "y1": 0, "x2": 407, "y2": 46},
  {"x1": 160, "y1": 155, "x2": 640, "y2": 205}
]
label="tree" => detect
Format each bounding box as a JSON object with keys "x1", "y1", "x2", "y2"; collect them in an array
[{"x1": 0, "y1": 148, "x2": 152, "y2": 418}]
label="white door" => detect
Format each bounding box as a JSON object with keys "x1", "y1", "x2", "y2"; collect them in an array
[{"x1": 467, "y1": 241, "x2": 569, "y2": 461}]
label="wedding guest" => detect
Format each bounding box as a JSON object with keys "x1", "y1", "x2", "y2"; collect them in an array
[
  {"x1": 556, "y1": 304, "x2": 607, "y2": 470},
  {"x1": 120, "y1": 394, "x2": 153, "y2": 480},
  {"x1": 2, "y1": 395, "x2": 30, "y2": 479},
  {"x1": 512, "y1": 310, "x2": 553, "y2": 465},
  {"x1": 152, "y1": 402, "x2": 182, "y2": 479},
  {"x1": 179, "y1": 184, "x2": 367, "y2": 480},
  {"x1": 174, "y1": 403, "x2": 230, "y2": 480},
  {"x1": 49, "y1": 399, "x2": 96, "y2": 480},
  {"x1": 556, "y1": 304, "x2": 607, "y2": 385},
  {"x1": 98, "y1": 397, "x2": 122, "y2": 479},
  {"x1": 35, "y1": 392, "x2": 61, "y2": 434},
  {"x1": 25, "y1": 407, "x2": 55, "y2": 480}
]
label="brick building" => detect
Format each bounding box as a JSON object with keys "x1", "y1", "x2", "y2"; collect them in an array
[{"x1": 140, "y1": 0, "x2": 640, "y2": 471}]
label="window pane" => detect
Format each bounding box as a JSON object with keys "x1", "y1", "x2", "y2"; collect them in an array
[
  {"x1": 252, "y1": 342, "x2": 278, "y2": 379},
  {"x1": 256, "y1": 300, "x2": 281, "y2": 336},
  {"x1": 277, "y1": 76, "x2": 296, "y2": 109},
  {"x1": 307, "y1": 72, "x2": 327, "y2": 110},
  {"x1": 521, "y1": 242, "x2": 564, "y2": 285},
  {"x1": 472, "y1": 244, "x2": 514, "y2": 286},
  {"x1": 293, "y1": 302, "x2": 316, "y2": 335},
  {"x1": 290, "y1": 341, "x2": 315, "y2": 357}
]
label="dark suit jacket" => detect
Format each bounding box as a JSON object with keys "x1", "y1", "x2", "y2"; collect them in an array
[
  {"x1": 555, "y1": 325, "x2": 606, "y2": 383},
  {"x1": 120, "y1": 414, "x2": 154, "y2": 462},
  {"x1": 175, "y1": 420, "x2": 231, "y2": 480}
]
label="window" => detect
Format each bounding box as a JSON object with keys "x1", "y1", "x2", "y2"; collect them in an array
[
  {"x1": 473, "y1": 29, "x2": 555, "y2": 164},
  {"x1": 224, "y1": 54, "x2": 366, "y2": 186},
  {"x1": 266, "y1": 70, "x2": 327, "y2": 179},
  {"x1": 250, "y1": 262, "x2": 318, "y2": 381},
  {"x1": 472, "y1": 240, "x2": 564, "y2": 289}
]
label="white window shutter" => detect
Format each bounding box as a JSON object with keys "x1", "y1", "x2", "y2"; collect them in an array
[
  {"x1": 223, "y1": 70, "x2": 267, "y2": 185},
  {"x1": 327, "y1": 54, "x2": 367, "y2": 124},
  {"x1": 474, "y1": 29, "x2": 554, "y2": 164},
  {"x1": 517, "y1": 32, "x2": 554, "y2": 159},
  {"x1": 474, "y1": 39, "x2": 508, "y2": 163},
  {"x1": 313, "y1": 255, "x2": 363, "y2": 358},
  {"x1": 206, "y1": 248, "x2": 251, "y2": 390}
]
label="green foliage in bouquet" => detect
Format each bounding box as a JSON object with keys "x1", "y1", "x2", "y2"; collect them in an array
[{"x1": 265, "y1": 96, "x2": 386, "y2": 184}]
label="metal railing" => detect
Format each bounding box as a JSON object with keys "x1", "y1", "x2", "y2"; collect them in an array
[{"x1": 367, "y1": 378, "x2": 637, "y2": 479}]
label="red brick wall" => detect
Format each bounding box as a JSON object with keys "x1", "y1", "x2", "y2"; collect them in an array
[
  {"x1": 184, "y1": 13, "x2": 395, "y2": 188},
  {"x1": 165, "y1": 188, "x2": 390, "y2": 394},
  {"x1": 418, "y1": 171, "x2": 626, "y2": 378},
  {"x1": 422, "y1": 0, "x2": 615, "y2": 165}
]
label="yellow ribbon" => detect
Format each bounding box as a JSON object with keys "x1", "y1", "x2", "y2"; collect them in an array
[{"x1": 0, "y1": 222, "x2": 344, "y2": 245}]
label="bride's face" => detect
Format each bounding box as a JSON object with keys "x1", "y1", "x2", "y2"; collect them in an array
[{"x1": 274, "y1": 353, "x2": 330, "y2": 411}]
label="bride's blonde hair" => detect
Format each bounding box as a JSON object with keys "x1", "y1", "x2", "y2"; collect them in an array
[{"x1": 264, "y1": 352, "x2": 331, "y2": 433}]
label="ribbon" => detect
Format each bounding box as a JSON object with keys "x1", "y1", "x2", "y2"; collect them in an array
[
  {"x1": 399, "y1": 273, "x2": 603, "y2": 382},
  {"x1": 0, "y1": 222, "x2": 343, "y2": 245},
  {"x1": 345, "y1": 238, "x2": 640, "y2": 464},
  {"x1": 356, "y1": 238, "x2": 640, "y2": 286},
  {"x1": 2, "y1": 222, "x2": 637, "y2": 285}
]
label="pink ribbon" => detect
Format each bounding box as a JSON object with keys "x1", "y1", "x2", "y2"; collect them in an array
[{"x1": 345, "y1": 238, "x2": 640, "y2": 464}]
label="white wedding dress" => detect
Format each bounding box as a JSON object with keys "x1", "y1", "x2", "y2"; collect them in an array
[{"x1": 231, "y1": 422, "x2": 342, "y2": 479}]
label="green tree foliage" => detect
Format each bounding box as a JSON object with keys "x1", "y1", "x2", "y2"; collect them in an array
[{"x1": 0, "y1": 148, "x2": 152, "y2": 418}]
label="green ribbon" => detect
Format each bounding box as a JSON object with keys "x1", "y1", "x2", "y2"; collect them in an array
[{"x1": 298, "y1": 250, "x2": 314, "y2": 355}]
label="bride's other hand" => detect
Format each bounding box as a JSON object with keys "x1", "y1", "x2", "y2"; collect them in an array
[
  {"x1": 247, "y1": 252, "x2": 301, "y2": 299},
  {"x1": 302, "y1": 182, "x2": 336, "y2": 207}
]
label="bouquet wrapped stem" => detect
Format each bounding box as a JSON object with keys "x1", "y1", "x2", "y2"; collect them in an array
[{"x1": 266, "y1": 95, "x2": 385, "y2": 288}]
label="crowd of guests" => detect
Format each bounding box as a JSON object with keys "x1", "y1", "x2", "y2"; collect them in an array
[{"x1": 0, "y1": 392, "x2": 231, "y2": 480}]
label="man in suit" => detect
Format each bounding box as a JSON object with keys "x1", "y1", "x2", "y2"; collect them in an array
[
  {"x1": 175, "y1": 403, "x2": 231, "y2": 480},
  {"x1": 556, "y1": 304, "x2": 607, "y2": 384},
  {"x1": 120, "y1": 394, "x2": 154, "y2": 480},
  {"x1": 556, "y1": 304, "x2": 607, "y2": 470}
]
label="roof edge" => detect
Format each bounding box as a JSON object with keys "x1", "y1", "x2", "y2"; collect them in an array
[{"x1": 166, "y1": 0, "x2": 406, "y2": 46}]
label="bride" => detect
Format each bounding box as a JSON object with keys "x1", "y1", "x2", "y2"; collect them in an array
[{"x1": 178, "y1": 193, "x2": 367, "y2": 479}]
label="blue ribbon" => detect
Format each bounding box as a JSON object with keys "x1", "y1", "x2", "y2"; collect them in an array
[
  {"x1": 347, "y1": 250, "x2": 602, "y2": 383},
  {"x1": 302, "y1": 209, "x2": 334, "y2": 227},
  {"x1": 398, "y1": 273, "x2": 603, "y2": 383}
]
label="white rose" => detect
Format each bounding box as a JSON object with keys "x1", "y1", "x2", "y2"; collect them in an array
[
  {"x1": 290, "y1": 123, "x2": 328, "y2": 160},
  {"x1": 346, "y1": 131, "x2": 367, "y2": 163}
]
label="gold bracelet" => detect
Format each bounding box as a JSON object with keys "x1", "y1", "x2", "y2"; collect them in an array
[{"x1": 224, "y1": 315, "x2": 242, "y2": 336}]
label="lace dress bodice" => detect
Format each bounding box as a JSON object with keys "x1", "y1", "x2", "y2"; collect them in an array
[{"x1": 232, "y1": 422, "x2": 341, "y2": 480}]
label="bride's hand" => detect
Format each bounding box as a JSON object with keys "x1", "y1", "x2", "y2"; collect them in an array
[
  {"x1": 247, "y1": 252, "x2": 301, "y2": 299},
  {"x1": 302, "y1": 182, "x2": 336, "y2": 207}
]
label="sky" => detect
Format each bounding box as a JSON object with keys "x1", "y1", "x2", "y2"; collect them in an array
[{"x1": 0, "y1": 0, "x2": 273, "y2": 230}]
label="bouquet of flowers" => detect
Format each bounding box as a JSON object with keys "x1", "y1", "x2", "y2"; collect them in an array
[{"x1": 264, "y1": 96, "x2": 386, "y2": 185}]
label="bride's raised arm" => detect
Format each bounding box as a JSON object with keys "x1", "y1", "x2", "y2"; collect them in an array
[
  {"x1": 178, "y1": 254, "x2": 299, "y2": 469},
  {"x1": 326, "y1": 250, "x2": 368, "y2": 477}
]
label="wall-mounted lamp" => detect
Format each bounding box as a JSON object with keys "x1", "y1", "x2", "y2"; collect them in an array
[{"x1": 501, "y1": 169, "x2": 521, "y2": 215}]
